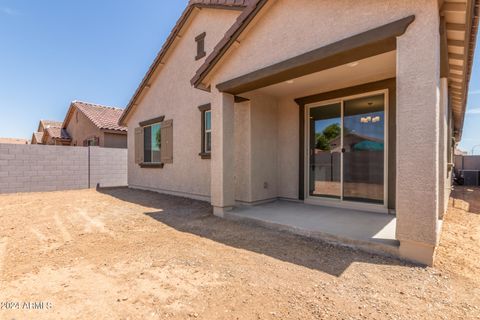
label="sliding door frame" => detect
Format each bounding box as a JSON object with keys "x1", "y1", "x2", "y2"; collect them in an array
[{"x1": 304, "y1": 89, "x2": 389, "y2": 213}]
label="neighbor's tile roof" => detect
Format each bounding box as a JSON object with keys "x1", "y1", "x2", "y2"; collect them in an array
[
  {"x1": 0, "y1": 137, "x2": 28, "y2": 144},
  {"x1": 40, "y1": 120, "x2": 63, "y2": 129},
  {"x1": 46, "y1": 127, "x2": 71, "y2": 140},
  {"x1": 73, "y1": 101, "x2": 127, "y2": 132},
  {"x1": 33, "y1": 132, "x2": 44, "y2": 142},
  {"x1": 119, "y1": 0, "x2": 250, "y2": 125}
]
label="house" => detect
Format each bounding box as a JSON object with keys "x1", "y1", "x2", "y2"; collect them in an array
[
  {"x1": 63, "y1": 101, "x2": 127, "y2": 148},
  {"x1": 118, "y1": 0, "x2": 479, "y2": 265},
  {"x1": 0, "y1": 137, "x2": 29, "y2": 145},
  {"x1": 42, "y1": 126, "x2": 72, "y2": 145},
  {"x1": 31, "y1": 120, "x2": 63, "y2": 145}
]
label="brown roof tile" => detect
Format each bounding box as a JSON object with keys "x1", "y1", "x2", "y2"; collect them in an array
[
  {"x1": 45, "y1": 127, "x2": 71, "y2": 140},
  {"x1": 40, "y1": 120, "x2": 63, "y2": 130},
  {"x1": 119, "y1": 0, "x2": 250, "y2": 125},
  {"x1": 33, "y1": 132, "x2": 44, "y2": 143},
  {"x1": 0, "y1": 137, "x2": 29, "y2": 144},
  {"x1": 73, "y1": 101, "x2": 127, "y2": 132}
]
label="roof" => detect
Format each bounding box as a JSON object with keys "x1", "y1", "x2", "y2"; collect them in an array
[
  {"x1": 191, "y1": 0, "x2": 266, "y2": 89},
  {"x1": 65, "y1": 101, "x2": 127, "y2": 132},
  {"x1": 191, "y1": 0, "x2": 479, "y2": 140},
  {"x1": 0, "y1": 137, "x2": 28, "y2": 145},
  {"x1": 32, "y1": 132, "x2": 44, "y2": 143},
  {"x1": 45, "y1": 127, "x2": 71, "y2": 141},
  {"x1": 118, "y1": 0, "x2": 250, "y2": 125},
  {"x1": 39, "y1": 120, "x2": 63, "y2": 132}
]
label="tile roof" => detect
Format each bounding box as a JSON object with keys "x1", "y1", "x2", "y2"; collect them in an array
[
  {"x1": 0, "y1": 137, "x2": 29, "y2": 144},
  {"x1": 33, "y1": 132, "x2": 44, "y2": 142},
  {"x1": 46, "y1": 127, "x2": 71, "y2": 140},
  {"x1": 40, "y1": 120, "x2": 63, "y2": 129},
  {"x1": 119, "y1": 0, "x2": 250, "y2": 125},
  {"x1": 72, "y1": 101, "x2": 127, "y2": 132}
]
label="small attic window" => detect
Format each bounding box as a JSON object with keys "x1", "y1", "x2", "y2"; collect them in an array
[{"x1": 195, "y1": 32, "x2": 206, "y2": 60}]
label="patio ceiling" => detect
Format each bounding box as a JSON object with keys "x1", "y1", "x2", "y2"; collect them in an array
[{"x1": 249, "y1": 51, "x2": 396, "y2": 99}]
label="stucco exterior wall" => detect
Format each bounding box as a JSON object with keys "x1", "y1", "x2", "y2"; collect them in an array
[
  {"x1": 125, "y1": 8, "x2": 241, "y2": 201},
  {"x1": 234, "y1": 101, "x2": 252, "y2": 202},
  {"x1": 104, "y1": 133, "x2": 128, "y2": 149},
  {"x1": 276, "y1": 98, "x2": 300, "y2": 200},
  {"x1": 66, "y1": 109, "x2": 104, "y2": 146},
  {"x1": 249, "y1": 93, "x2": 279, "y2": 202}
]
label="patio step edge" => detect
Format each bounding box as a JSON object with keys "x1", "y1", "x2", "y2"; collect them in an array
[{"x1": 223, "y1": 211, "x2": 401, "y2": 260}]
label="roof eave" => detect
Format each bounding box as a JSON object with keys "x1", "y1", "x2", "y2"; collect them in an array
[
  {"x1": 119, "y1": 2, "x2": 249, "y2": 126},
  {"x1": 191, "y1": 0, "x2": 268, "y2": 90}
]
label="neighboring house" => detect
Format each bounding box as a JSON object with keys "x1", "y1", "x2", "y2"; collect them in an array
[
  {"x1": 119, "y1": 0, "x2": 479, "y2": 265},
  {"x1": 31, "y1": 120, "x2": 63, "y2": 145},
  {"x1": 63, "y1": 101, "x2": 127, "y2": 148},
  {"x1": 0, "y1": 138, "x2": 28, "y2": 144},
  {"x1": 41, "y1": 126, "x2": 72, "y2": 145}
]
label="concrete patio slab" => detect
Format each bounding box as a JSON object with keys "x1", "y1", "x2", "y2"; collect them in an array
[{"x1": 225, "y1": 200, "x2": 399, "y2": 258}]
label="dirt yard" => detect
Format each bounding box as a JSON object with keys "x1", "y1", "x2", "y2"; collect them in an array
[{"x1": 0, "y1": 187, "x2": 479, "y2": 320}]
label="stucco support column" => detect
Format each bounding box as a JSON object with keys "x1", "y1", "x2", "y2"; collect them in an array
[
  {"x1": 211, "y1": 89, "x2": 235, "y2": 217},
  {"x1": 439, "y1": 77, "x2": 449, "y2": 217},
  {"x1": 396, "y1": 8, "x2": 440, "y2": 266}
]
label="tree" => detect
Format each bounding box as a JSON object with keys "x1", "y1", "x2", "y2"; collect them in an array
[{"x1": 315, "y1": 123, "x2": 340, "y2": 151}]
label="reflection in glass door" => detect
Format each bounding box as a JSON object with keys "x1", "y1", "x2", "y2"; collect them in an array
[
  {"x1": 343, "y1": 94, "x2": 385, "y2": 204},
  {"x1": 307, "y1": 92, "x2": 386, "y2": 206},
  {"x1": 309, "y1": 103, "x2": 342, "y2": 199}
]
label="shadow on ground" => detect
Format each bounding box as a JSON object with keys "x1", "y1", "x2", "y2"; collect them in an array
[
  {"x1": 451, "y1": 186, "x2": 480, "y2": 214},
  {"x1": 99, "y1": 187, "x2": 412, "y2": 277}
]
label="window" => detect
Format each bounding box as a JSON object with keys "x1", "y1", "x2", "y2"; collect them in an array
[
  {"x1": 205, "y1": 111, "x2": 212, "y2": 153},
  {"x1": 143, "y1": 123, "x2": 161, "y2": 163},
  {"x1": 195, "y1": 32, "x2": 206, "y2": 60},
  {"x1": 198, "y1": 104, "x2": 211, "y2": 159},
  {"x1": 135, "y1": 116, "x2": 174, "y2": 167}
]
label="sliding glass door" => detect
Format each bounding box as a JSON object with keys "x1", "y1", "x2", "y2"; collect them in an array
[
  {"x1": 307, "y1": 92, "x2": 386, "y2": 206},
  {"x1": 309, "y1": 103, "x2": 342, "y2": 199}
]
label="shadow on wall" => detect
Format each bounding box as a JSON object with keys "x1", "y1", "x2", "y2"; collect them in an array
[
  {"x1": 98, "y1": 187, "x2": 411, "y2": 277},
  {"x1": 451, "y1": 186, "x2": 480, "y2": 214}
]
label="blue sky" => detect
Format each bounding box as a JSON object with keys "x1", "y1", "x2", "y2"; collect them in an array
[
  {"x1": 0, "y1": 0, "x2": 188, "y2": 138},
  {"x1": 0, "y1": 1, "x2": 479, "y2": 153}
]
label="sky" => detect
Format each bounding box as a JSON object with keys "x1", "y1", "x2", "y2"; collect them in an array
[
  {"x1": 0, "y1": 0, "x2": 188, "y2": 139},
  {"x1": 0, "y1": 1, "x2": 479, "y2": 153}
]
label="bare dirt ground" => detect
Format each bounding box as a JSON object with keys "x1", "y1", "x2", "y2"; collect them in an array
[{"x1": 0, "y1": 186, "x2": 478, "y2": 320}]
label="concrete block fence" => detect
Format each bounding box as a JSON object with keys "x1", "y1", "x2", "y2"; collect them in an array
[
  {"x1": 0, "y1": 144, "x2": 127, "y2": 194},
  {"x1": 455, "y1": 155, "x2": 480, "y2": 171}
]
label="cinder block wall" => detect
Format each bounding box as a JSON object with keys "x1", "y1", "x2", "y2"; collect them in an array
[
  {"x1": 89, "y1": 147, "x2": 127, "y2": 188},
  {"x1": 0, "y1": 144, "x2": 127, "y2": 194}
]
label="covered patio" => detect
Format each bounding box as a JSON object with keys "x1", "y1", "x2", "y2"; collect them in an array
[{"x1": 197, "y1": 13, "x2": 444, "y2": 265}]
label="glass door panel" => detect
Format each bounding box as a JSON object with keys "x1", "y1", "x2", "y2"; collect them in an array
[
  {"x1": 309, "y1": 103, "x2": 342, "y2": 199},
  {"x1": 342, "y1": 94, "x2": 385, "y2": 204}
]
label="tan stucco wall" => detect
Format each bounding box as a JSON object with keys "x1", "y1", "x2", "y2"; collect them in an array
[
  {"x1": 125, "y1": 8, "x2": 241, "y2": 200},
  {"x1": 276, "y1": 98, "x2": 300, "y2": 200},
  {"x1": 66, "y1": 109, "x2": 104, "y2": 146},
  {"x1": 104, "y1": 133, "x2": 127, "y2": 149},
  {"x1": 234, "y1": 93, "x2": 280, "y2": 203},
  {"x1": 234, "y1": 100, "x2": 252, "y2": 202}
]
